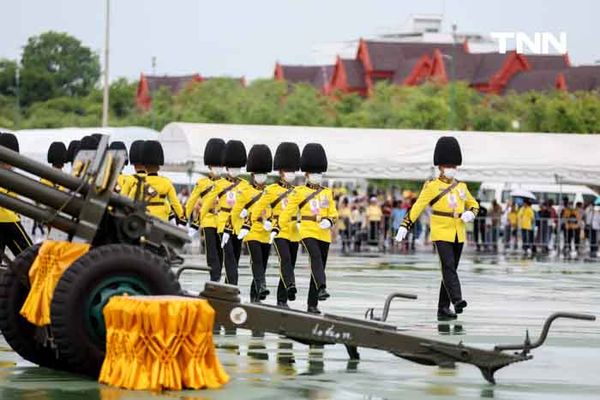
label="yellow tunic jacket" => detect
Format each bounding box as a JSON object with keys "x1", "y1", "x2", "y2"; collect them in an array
[
  {"x1": 185, "y1": 176, "x2": 217, "y2": 229},
  {"x1": 253, "y1": 181, "x2": 300, "y2": 242},
  {"x1": 116, "y1": 174, "x2": 135, "y2": 197},
  {"x1": 126, "y1": 172, "x2": 147, "y2": 201},
  {"x1": 518, "y1": 206, "x2": 535, "y2": 230},
  {"x1": 402, "y1": 178, "x2": 479, "y2": 243},
  {"x1": 232, "y1": 183, "x2": 271, "y2": 243},
  {"x1": 143, "y1": 174, "x2": 185, "y2": 222},
  {"x1": 200, "y1": 177, "x2": 249, "y2": 234},
  {"x1": 0, "y1": 188, "x2": 20, "y2": 223},
  {"x1": 278, "y1": 184, "x2": 338, "y2": 243}
]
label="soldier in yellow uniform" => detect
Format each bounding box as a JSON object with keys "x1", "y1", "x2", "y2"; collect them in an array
[
  {"x1": 139, "y1": 140, "x2": 186, "y2": 224},
  {"x1": 0, "y1": 133, "x2": 33, "y2": 257},
  {"x1": 250, "y1": 142, "x2": 302, "y2": 307},
  {"x1": 395, "y1": 137, "x2": 478, "y2": 321},
  {"x1": 278, "y1": 143, "x2": 338, "y2": 314},
  {"x1": 126, "y1": 140, "x2": 147, "y2": 201},
  {"x1": 518, "y1": 199, "x2": 536, "y2": 252},
  {"x1": 234, "y1": 144, "x2": 273, "y2": 302},
  {"x1": 108, "y1": 141, "x2": 135, "y2": 196},
  {"x1": 201, "y1": 140, "x2": 249, "y2": 285},
  {"x1": 185, "y1": 138, "x2": 226, "y2": 281}
]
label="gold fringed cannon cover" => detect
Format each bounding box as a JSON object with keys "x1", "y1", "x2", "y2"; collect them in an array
[
  {"x1": 99, "y1": 296, "x2": 230, "y2": 391},
  {"x1": 20, "y1": 240, "x2": 90, "y2": 326}
]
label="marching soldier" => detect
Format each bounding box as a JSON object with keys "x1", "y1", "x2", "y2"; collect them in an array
[
  {"x1": 41, "y1": 141, "x2": 67, "y2": 186},
  {"x1": 185, "y1": 138, "x2": 226, "y2": 281},
  {"x1": 395, "y1": 136, "x2": 478, "y2": 321},
  {"x1": 234, "y1": 144, "x2": 273, "y2": 302},
  {"x1": 108, "y1": 141, "x2": 135, "y2": 196},
  {"x1": 201, "y1": 140, "x2": 249, "y2": 285},
  {"x1": 278, "y1": 143, "x2": 337, "y2": 314},
  {"x1": 126, "y1": 140, "x2": 147, "y2": 201},
  {"x1": 0, "y1": 133, "x2": 33, "y2": 257},
  {"x1": 253, "y1": 142, "x2": 301, "y2": 308},
  {"x1": 139, "y1": 140, "x2": 186, "y2": 224}
]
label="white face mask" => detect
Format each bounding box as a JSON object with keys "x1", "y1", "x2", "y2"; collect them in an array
[
  {"x1": 210, "y1": 166, "x2": 223, "y2": 176},
  {"x1": 254, "y1": 173, "x2": 267, "y2": 185},
  {"x1": 307, "y1": 173, "x2": 323, "y2": 185},
  {"x1": 442, "y1": 168, "x2": 457, "y2": 179},
  {"x1": 227, "y1": 167, "x2": 241, "y2": 178},
  {"x1": 282, "y1": 171, "x2": 296, "y2": 183}
]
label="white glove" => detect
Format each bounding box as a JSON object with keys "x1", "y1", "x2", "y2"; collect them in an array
[
  {"x1": 239, "y1": 209, "x2": 248, "y2": 219},
  {"x1": 237, "y1": 228, "x2": 249, "y2": 240},
  {"x1": 269, "y1": 231, "x2": 277, "y2": 244},
  {"x1": 220, "y1": 232, "x2": 230, "y2": 248},
  {"x1": 319, "y1": 219, "x2": 332, "y2": 229},
  {"x1": 187, "y1": 227, "x2": 199, "y2": 238},
  {"x1": 263, "y1": 220, "x2": 273, "y2": 231},
  {"x1": 461, "y1": 211, "x2": 475, "y2": 223},
  {"x1": 395, "y1": 227, "x2": 408, "y2": 242}
]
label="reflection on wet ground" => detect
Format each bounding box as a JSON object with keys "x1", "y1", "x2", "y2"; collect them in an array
[{"x1": 1, "y1": 251, "x2": 599, "y2": 399}]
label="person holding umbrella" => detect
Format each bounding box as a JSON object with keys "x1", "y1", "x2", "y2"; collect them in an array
[{"x1": 395, "y1": 137, "x2": 478, "y2": 321}]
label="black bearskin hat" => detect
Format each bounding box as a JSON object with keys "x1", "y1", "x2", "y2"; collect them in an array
[
  {"x1": 141, "y1": 140, "x2": 164, "y2": 166},
  {"x1": 203, "y1": 138, "x2": 226, "y2": 167},
  {"x1": 274, "y1": 142, "x2": 300, "y2": 172},
  {"x1": 80, "y1": 135, "x2": 99, "y2": 151},
  {"x1": 300, "y1": 143, "x2": 327, "y2": 173},
  {"x1": 222, "y1": 140, "x2": 247, "y2": 168},
  {"x1": 246, "y1": 144, "x2": 273, "y2": 174},
  {"x1": 0, "y1": 133, "x2": 19, "y2": 153},
  {"x1": 47, "y1": 142, "x2": 67, "y2": 165},
  {"x1": 66, "y1": 140, "x2": 80, "y2": 163},
  {"x1": 433, "y1": 136, "x2": 462, "y2": 166},
  {"x1": 91, "y1": 133, "x2": 104, "y2": 144},
  {"x1": 109, "y1": 141, "x2": 129, "y2": 165},
  {"x1": 129, "y1": 140, "x2": 145, "y2": 165}
]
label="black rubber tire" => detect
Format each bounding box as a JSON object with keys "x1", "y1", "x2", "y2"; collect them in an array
[
  {"x1": 50, "y1": 244, "x2": 181, "y2": 378},
  {"x1": 0, "y1": 244, "x2": 62, "y2": 368}
]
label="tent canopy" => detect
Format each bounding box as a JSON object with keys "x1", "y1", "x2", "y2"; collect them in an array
[{"x1": 160, "y1": 123, "x2": 600, "y2": 185}]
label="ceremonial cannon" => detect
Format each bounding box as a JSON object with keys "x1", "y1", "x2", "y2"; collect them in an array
[{"x1": 0, "y1": 139, "x2": 595, "y2": 384}]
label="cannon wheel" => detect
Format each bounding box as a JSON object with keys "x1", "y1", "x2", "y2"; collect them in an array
[
  {"x1": 49, "y1": 244, "x2": 181, "y2": 377},
  {"x1": 0, "y1": 244, "x2": 63, "y2": 368}
]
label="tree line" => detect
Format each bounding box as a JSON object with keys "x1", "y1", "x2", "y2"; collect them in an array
[{"x1": 1, "y1": 31, "x2": 599, "y2": 134}]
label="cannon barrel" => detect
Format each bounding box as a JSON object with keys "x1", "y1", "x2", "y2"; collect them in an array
[
  {"x1": 0, "y1": 168, "x2": 84, "y2": 218},
  {"x1": 0, "y1": 193, "x2": 77, "y2": 233}
]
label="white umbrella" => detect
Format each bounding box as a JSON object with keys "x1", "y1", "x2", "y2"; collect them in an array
[{"x1": 510, "y1": 189, "x2": 537, "y2": 200}]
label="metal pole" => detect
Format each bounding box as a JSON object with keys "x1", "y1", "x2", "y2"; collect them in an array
[
  {"x1": 101, "y1": 0, "x2": 111, "y2": 127},
  {"x1": 449, "y1": 23, "x2": 457, "y2": 131}
]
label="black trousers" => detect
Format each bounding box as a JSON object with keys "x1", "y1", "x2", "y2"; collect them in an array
[
  {"x1": 591, "y1": 229, "x2": 598, "y2": 255},
  {"x1": 474, "y1": 221, "x2": 486, "y2": 249},
  {"x1": 301, "y1": 238, "x2": 329, "y2": 307},
  {"x1": 0, "y1": 222, "x2": 33, "y2": 258},
  {"x1": 202, "y1": 227, "x2": 223, "y2": 282},
  {"x1": 246, "y1": 240, "x2": 271, "y2": 301},
  {"x1": 434, "y1": 239, "x2": 464, "y2": 311},
  {"x1": 273, "y1": 238, "x2": 299, "y2": 303},
  {"x1": 221, "y1": 233, "x2": 241, "y2": 285},
  {"x1": 522, "y1": 229, "x2": 534, "y2": 251}
]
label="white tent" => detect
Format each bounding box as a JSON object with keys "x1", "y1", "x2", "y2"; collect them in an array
[
  {"x1": 13, "y1": 126, "x2": 160, "y2": 174},
  {"x1": 160, "y1": 122, "x2": 600, "y2": 185}
]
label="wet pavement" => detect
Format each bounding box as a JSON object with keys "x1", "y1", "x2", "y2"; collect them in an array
[{"x1": 1, "y1": 250, "x2": 599, "y2": 399}]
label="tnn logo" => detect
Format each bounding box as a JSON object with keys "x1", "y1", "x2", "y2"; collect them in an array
[{"x1": 490, "y1": 32, "x2": 568, "y2": 55}]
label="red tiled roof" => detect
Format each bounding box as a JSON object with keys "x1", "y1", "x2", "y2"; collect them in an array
[
  {"x1": 524, "y1": 54, "x2": 569, "y2": 70},
  {"x1": 341, "y1": 59, "x2": 366, "y2": 88},
  {"x1": 145, "y1": 74, "x2": 202, "y2": 94},
  {"x1": 363, "y1": 41, "x2": 463, "y2": 72},
  {"x1": 504, "y1": 70, "x2": 562, "y2": 93},
  {"x1": 278, "y1": 65, "x2": 334, "y2": 89},
  {"x1": 392, "y1": 57, "x2": 426, "y2": 84},
  {"x1": 563, "y1": 65, "x2": 600, "y2": 91}
]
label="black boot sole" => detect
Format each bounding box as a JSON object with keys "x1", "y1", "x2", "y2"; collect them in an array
[{"x1": 454, "y1": 300, "x2": 468, "y2": 314}]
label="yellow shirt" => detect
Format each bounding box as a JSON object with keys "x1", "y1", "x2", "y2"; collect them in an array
[
  {"x1": 200, "y1": 177, "x2": 250, "y2": 234},
  {"x1": 186, "y1": 176, "x2": 217, "y2": 229},
  {"x1": 251, "y1": 181, "x2": 300, "y2": 242},
  {"x1": 278, "y1": 184, "x2": 338, "y2": 243},
  {"x1": 116, "y1": 174, "x2": 136, "y2": 197},
  {"x1": 126, "y1": 172, "x2": 147, "y2": 201},
  {"x1": 366, "y1": 205, "x2": 382, "y2": 222},
  {"x1": 518, "y1": 206, "x2": 535, "y2": 230},
  {"x1": 143, "y1": 174, "x2": 185, "y2": 222},
  {"x1": 232, "y1": 183, "x2": 271, "y2": 243},
  {"x1": 508, "y1": 210, "x2": 518, "y2": 226},
  {"x1": 0, "y1": 188, "x2": 20, "y2": 223},
  {"x1": 402, "y1": 178, "x2": 479, "y2": 243}
]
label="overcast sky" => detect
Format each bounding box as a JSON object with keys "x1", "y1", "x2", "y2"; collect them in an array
[{"x1": 1, "y1": 0, "x2": 598, "y2": 81}]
